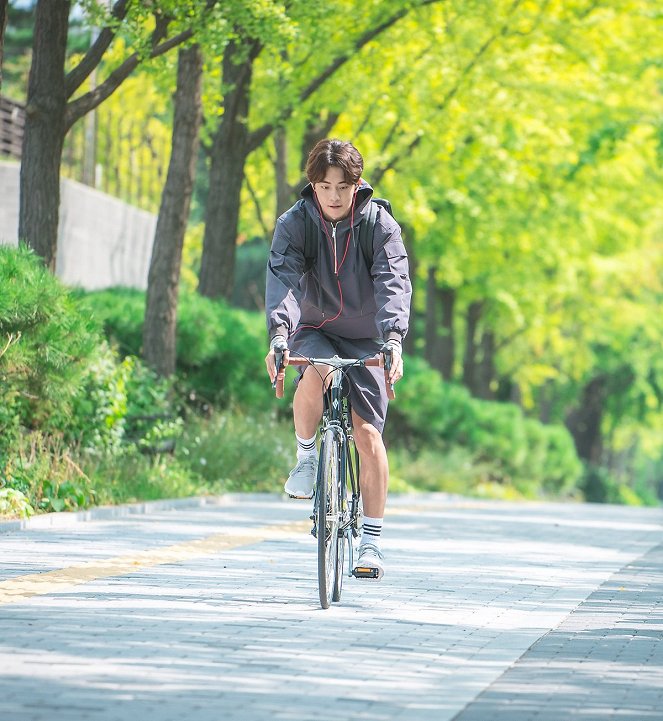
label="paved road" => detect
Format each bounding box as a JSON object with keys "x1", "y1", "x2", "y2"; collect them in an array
[{"x1": 1, "y1": 494, "x2": 662, "y2": 721}]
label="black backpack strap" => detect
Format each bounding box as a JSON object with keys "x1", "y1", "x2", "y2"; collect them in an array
[
  {"x1": 303, "y1": 209, "x2": 317, "y2": 272},
  {"x1": 372, "y1": 197, "x2": 392, "y2": 216},
  {"x1": 358, "y1": 199, "x2": 379, "y2": 270}
]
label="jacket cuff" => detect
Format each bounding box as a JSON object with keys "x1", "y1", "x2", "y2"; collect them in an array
[
  {"x1": 384, "y1": 331, "x2": 403, "y2": 344},
  {"x1": 269, "y1": 325, "x2": 288, "y2": 343}
]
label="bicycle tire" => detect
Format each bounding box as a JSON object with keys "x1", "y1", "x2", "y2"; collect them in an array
[
  {"x1": 332, "y1": 532, "x2": 345, "y2": 602},
  {"x1": 317, "y1": 428, "x2": 339, "y2": 609},
  {"x1": 332, "y1": 437, "x2": 350, "y2": 602}
]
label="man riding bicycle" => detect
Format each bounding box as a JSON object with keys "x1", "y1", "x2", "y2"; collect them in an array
[{"x1": 265, "y1": 138, "x2": 412, "y2": 580}]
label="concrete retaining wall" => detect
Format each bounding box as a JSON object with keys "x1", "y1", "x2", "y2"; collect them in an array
[{"x1": 0, "y1": 161, "x2": 156, "y2": 290}]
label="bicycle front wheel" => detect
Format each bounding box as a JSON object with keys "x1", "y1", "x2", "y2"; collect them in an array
[
  {"x1": 317, "y1": 428, "x2": 340, "y2": 609},
  {"x1": 332, "y1": 438, "x2": 349, "y2": 602}
]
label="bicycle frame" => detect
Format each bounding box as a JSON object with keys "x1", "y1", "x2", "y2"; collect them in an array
[
  {"x1": 274, "y1": 351, "x2": 391, "y2": 607},
  {"x1": 318, "y1": 359, "x2": 362, "y2": 568}
]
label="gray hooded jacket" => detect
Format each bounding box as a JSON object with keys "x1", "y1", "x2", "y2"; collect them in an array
[{"x1": 266, "y1": 181, "x2": 411, "y2": 344}]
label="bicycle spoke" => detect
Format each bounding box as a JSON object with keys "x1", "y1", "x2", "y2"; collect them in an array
[{"x1": 317, "y1": 429, "x2": 339, "y2": 609}]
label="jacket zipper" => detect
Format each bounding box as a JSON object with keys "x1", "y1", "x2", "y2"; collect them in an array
[{"x1": 331, "y1": 221, "x2": 338, "y2": 275}]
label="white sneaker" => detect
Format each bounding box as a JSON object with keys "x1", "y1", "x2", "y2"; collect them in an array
[
  {"x1": 353, "y1": 542, "x2": 385, "y2": 580},
  {"x1": 284, "y1": 456, "x2": 317, "y2": 499}
]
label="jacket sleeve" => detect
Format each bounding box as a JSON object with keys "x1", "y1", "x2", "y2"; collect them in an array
[
  {"x1": 265, "y1": 213, "x2": 306, "y2": 341},
  {"x1": 370, "y1": 220, "x2": 412, "y2": 342}
]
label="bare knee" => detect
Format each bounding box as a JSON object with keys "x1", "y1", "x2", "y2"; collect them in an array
[
  {"x1": 353, "y1": 417, "x2": 385, "y2": 458},
  {"x1": 297, "y1": 365, "x2": 332, "y2": 395}
]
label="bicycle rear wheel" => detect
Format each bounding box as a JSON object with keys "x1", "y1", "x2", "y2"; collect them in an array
[{"x1": 317, "y1": 428, "x2": 340, "y2": 609}]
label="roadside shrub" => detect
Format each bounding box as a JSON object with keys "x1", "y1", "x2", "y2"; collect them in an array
[
  {"x1": 0, "y1": 245, "x2": 102, "y2": 457},
  {"x1": 80, "y1": 287, "x2": 272, "y2": 409},
  {"x1": 82, "y1": 450, "x2": 203, "y2": 506},
  {"x1": 2, "y1": 432, "x2": 96, "y2": 513},
  {"x1": 0, "y1": 248, "x2": 184, "y2": 515},
  {"x1": 0, "y1": 488, "x2": 34, "y2": 518},
  {"x1": 69, "y1": 344, "x2": 182, "y2": 453},
  {"x1": 176, "y1": 408, "x2": 293, "y2": 493},
  {"x1": 390, "y1": 355, "x2": 582, "y2": 495}
]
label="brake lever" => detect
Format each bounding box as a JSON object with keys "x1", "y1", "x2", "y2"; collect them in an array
[
  {"x1": 272, "y1": 349, "x2": 283, "y2": 391},
  {"x1": 382, "y1": 345, "x2": 395, "y2": 399}
]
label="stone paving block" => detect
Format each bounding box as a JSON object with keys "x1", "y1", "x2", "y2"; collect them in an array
[
  {"x1": 453, "y1": 541, "x2": 663, "y2": 721},
  {"x1": 1, "y1": 496, "x2": 663, "y2": 721}
]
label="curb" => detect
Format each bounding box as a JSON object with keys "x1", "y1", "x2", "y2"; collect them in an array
[
  {"x1": 0, "y1": 493, "x2": 286, "y2": 534},
  {"x1": 0, "y1": 491, "x2": 474, "y2": 535}
]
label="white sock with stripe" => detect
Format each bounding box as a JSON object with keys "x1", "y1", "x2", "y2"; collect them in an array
[
  {"x1": 360, "y1": 516, "x2": 383, "y2": 547},
  {"x1": 296, "y1": 432, "x2": 317, "y2": 460}
]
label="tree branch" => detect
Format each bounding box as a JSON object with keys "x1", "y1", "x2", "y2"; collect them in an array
[
  {"x1": 245, "y1": 174, "x2": 271, "y2": 239},
  {"x1": 64, "y1": 0, "x2": 220, "y2": 131},
  {"x1": 372, "y1": 0, "x2": 524, "y2": 184},
  {"x1": 0, "y1": 331, "x2": 21, "y2": 360},
  {"x1": 64, "y1": 0, "x2": 130, "y2": 99},
  {"x1": 65, "y1": 25, "x2": 195, "y2": 130},
  {"x1": 247, "y1": 0, "x2": 445, "y2": 152}
]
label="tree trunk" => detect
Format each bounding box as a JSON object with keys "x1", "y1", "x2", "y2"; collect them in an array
[
  {"x1": 462, "y1": 300, "x2": 483, "y2": 395},
  {"x1": 538, "y1": 379, "x2": 555, "y2": 423},
  {"x1": 565, "y1": 375, "x2": 607, "y2": 465},
  {"x1": 0, "y1": 0, "x2": 8, "y2": 90},
  {"x1": 424, "y1": 266, "x2": 439, "y2": 369},
  {"x1": 18, "y1": 0, "x2": 70, "y2": 269},
  {"x1": 275, "y1": 127, "x2": 292, "y2": 218},
  {"x1": 299, "y1": 112, "x2": 340, "y2": 175},
  {"x1": 401, "y1": 224, "x2": 416, "y2": 356},
  {"x1": 425, "y1": 275, "x2": 455, "y2": 378},
  {"x1": 143, "y1": 44, "x2": 203, "y2": 377},
  {"x1": 476, "y1": 329, "x2": 496, "y2": 400},
  {"x1": 438, "y1": 286, "x2": 455, "y2": 380},
  {"x1": 197, "y1": 38, "x2": 261, "y2": 300}
]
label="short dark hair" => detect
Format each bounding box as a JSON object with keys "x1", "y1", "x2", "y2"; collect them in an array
[{"x1": 305, "y1": 138, "x2": 363, "y2": 185}]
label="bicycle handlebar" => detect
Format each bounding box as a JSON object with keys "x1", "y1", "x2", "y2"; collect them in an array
[{"x1": 273, "y1": 354, "x2": 394, "y2": 400}]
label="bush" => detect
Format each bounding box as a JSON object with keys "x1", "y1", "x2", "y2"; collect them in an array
[
  {"x1": 389, "y1": 355, "x2": 582, "y2": 495},
  {"x1": 69, "y1": 344, "x2": 182, "y2": 453},
  {"x1": 176, "y1": 407, "x2": 294, "y2": 493},
  {"x1": 2, "y1": 432, "x2": 96, "y2": 513},
  {"x1": 0, "y1": 248, "x2": 184, "y2": 515},
  {"x1": 82, "y1": 449, "x2": 203, "y2": 506},
  {"x1": 0, "y1": 245, "x2": 102, "y2": 457},
  {"x1": 0, "y1": 488, "x2": 34, "y2": 518},
  {"x1": 80, "y1": 287, "x2": 272, "y2": 409}
]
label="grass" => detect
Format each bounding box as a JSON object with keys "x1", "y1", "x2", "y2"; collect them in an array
[{"x1": 1, "y1": 407, "x2": 586, "y2": 520}]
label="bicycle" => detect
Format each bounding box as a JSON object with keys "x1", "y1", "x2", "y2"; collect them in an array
[{"x1": 273, "y1": 348, "x2": 394, "y2": 609}]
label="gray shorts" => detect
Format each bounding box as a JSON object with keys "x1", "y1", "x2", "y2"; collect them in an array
[{"x1": 290, "y1": 329, "x2": 388, "y2": 434}]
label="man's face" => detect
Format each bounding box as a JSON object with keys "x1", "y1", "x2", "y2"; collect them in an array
[{"x1": 313, "y1": 166, "x2": 357, "y2": 222}]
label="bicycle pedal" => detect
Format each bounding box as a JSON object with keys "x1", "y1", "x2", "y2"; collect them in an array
[{"x1": 352, "y1": 566, "x2": 380, "y2": 579}]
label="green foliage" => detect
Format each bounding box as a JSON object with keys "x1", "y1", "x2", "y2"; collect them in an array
[
  {"x1": 0, "y1": 248, "x2": 185, "y2": 515},
  {"x1": 389, "y1": 355, "x2": 582, "y2": 496},
  {"x1": 0, "y1": 245, "x2": 101, "y2": 456},
  {"x1": 0, "y1": 488, "x2": 34, "y2": 519},
  {"x1": 176, "y1": 408, "x2": 294, "y2": 493},
  {"x1": 68, "y1": 343, "x2": 182, "y2": 454},
  {"x1": 580, "y1": 463, "x2": 658, "y2": 507},
  {"x1": 80, "y1": 287, "x2": 272, "y2": 409},
  {"x1": 2, "y1": 432, "x2": 96, "y2": 514},
  {"x1": 82, "y1": 450, "x2": 204, "y2": 506}
]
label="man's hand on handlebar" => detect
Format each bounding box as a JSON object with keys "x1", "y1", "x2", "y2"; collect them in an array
[
  {"x1": 381, "y1": 339, "x2": 403, "y2": 386},
  {"x1": 265, "y1": 335, "x2": 289, "y2": 387}
]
